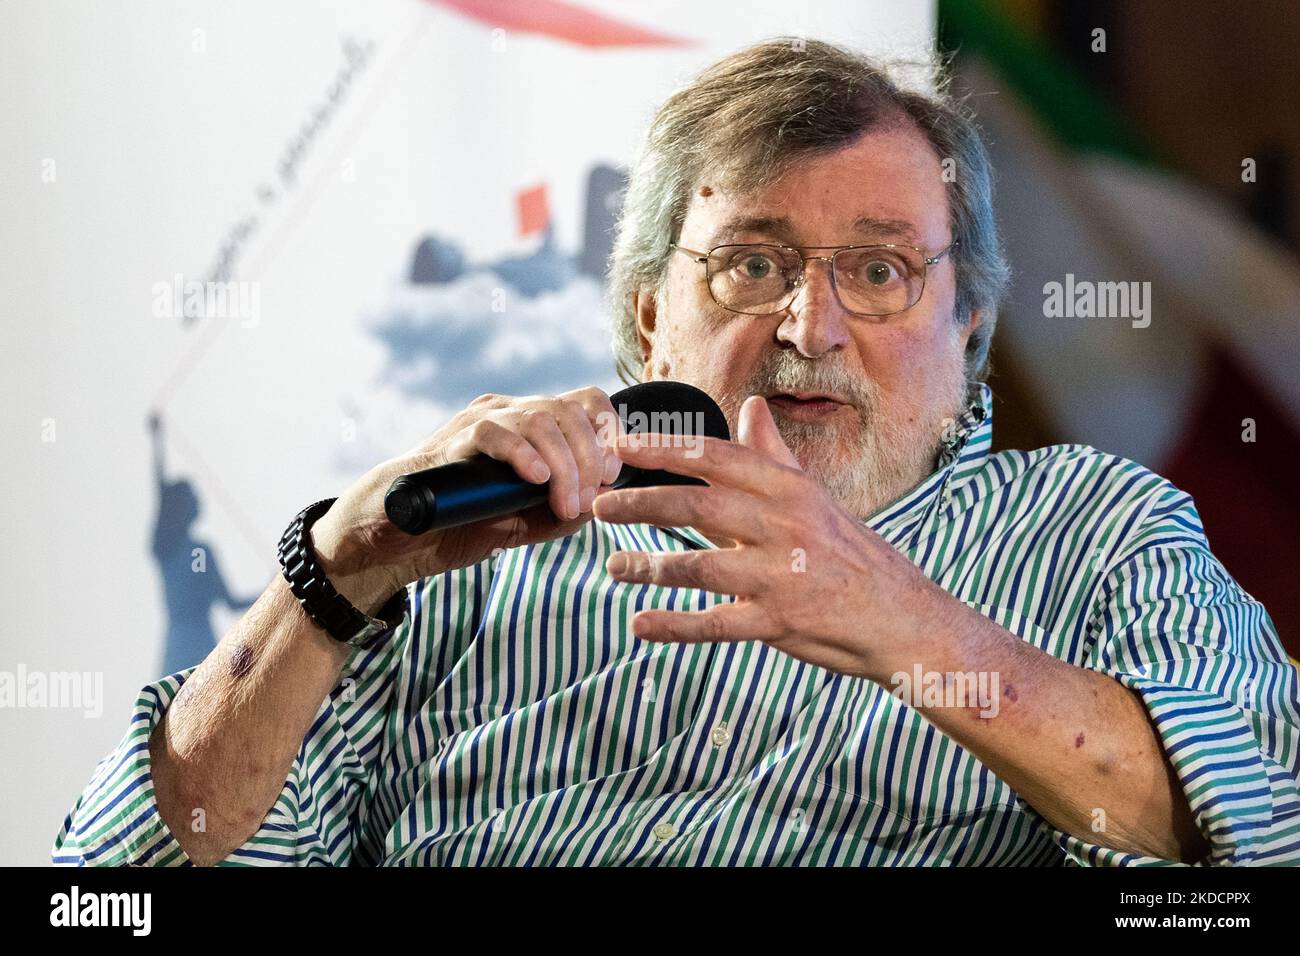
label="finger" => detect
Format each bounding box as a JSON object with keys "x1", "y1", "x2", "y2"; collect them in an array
[
  {"x1": 613, "y1": 434, "x2": 796, "y2": 495},
  {"x1": 440, "y1": 419, "x2": 551, "y2": 483},
  {"x1": 592, "y1": 484, "x2": 759, "y2": 542},
  {"x1": 562, "y1": 385, "x2": 624, "y2": 487},
  {"x1": 631, "y1": 602, "x2": 771, "y2": 644},
  {"x1": 481, "y1": 498, "x2": 593, "y2": 551},
  {"x1": 606, "y1": 548, "x2": 761, "y2": 596},
  {"x1": 738, "y1": 395, "x2": 801, "y2": 469},
  {"x1": 548, "y1": 397, "x2": 607, "y2": 514},
  {"x1": 510, "y1": 408, "x2": 582, "y2": 520}
]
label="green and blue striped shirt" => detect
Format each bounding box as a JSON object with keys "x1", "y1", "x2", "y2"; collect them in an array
[{"x1": 54, "y1": 384, "x2": 1300, "y2": 865}]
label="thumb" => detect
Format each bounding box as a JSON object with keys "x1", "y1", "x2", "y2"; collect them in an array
[{"x1": 738, "y1": 395, "x2": 801, "y2": 469}]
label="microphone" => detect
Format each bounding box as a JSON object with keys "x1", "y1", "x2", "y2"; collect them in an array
[{"x1": 383, "y1": 381, "x2": 730, "y2": 535}]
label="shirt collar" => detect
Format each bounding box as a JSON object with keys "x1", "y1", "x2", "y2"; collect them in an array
[{"x1": 664, "y1": 382, "x2": 994, "y2": 552}]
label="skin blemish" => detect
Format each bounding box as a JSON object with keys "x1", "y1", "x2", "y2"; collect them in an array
[
  {"x1": 173, "y1": 667, "x2": 207, "y2": 709},
  {"x1": 228, "y1": 642, "x2": 255, "y2": 680},
  {"x1": 1004, "y1": 684, "x2": 1018, "y2": 702},
  {"x1": 698, "y1": 184, "x2": 713, "y2": 197},
  {"x1": 1074, "y1": 732, "x2": 1086, "y2": 749}
]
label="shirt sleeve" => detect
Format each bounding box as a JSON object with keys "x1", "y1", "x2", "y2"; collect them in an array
[
  {"x1": 1044, "y1": 486, "x2": 1300, "y2": 866},
  {"x1": 52, "y1": 583, "x2": 424, "y2": 867}
]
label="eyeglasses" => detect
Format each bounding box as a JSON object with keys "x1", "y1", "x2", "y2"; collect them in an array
[{"x1": 671, "y1": 239, "x2": 958, "y2": 318}]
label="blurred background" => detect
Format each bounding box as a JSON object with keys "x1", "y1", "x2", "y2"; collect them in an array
[{"x1": 1, "y1": 0, "x2": 1296, "y2": 865}]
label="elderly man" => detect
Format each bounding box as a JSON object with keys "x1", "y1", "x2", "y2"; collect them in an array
[{"x1": 56, "y1": 38, "x2": 1299, "y2": 867}]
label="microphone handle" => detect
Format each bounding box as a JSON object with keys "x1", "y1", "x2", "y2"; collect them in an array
[
  {"x1": 384, "y1": 451, "x2": 708, "y2": 536},
  {"x1": 385, "y1": 454, "x2": 661, "y2": 535},
  {"x1": 384, "y1": 457, "x2": 547, "y2": 534}
]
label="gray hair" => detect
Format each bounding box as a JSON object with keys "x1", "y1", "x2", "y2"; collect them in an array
[{"x1": 606, "y1": 37, "x2": 1010, "y2": 386}]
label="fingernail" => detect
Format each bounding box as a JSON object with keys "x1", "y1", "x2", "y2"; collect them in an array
[
  {"x1": 579, "y1": 487, "x2": 595, "y2": 512},
  {"x1": 607, "y1": 553, "x2": 627, "y2": 575},
  {"x1": 603, "y1": 455, "x2": 621, "y2": 485},
  {"x1": 567, "y1": 492, "x2": 580, "y2": 518},
  {"x1": 532, "y1": 459, "x2": 551, "y2": 482}
]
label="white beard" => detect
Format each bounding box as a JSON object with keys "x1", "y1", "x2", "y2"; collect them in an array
[
  {"x1": 722, "y1": 349, "x2": 969, "y2": 519},
  {"x1": 777, "y1": 400, "x2": 942, "y2": 518}
]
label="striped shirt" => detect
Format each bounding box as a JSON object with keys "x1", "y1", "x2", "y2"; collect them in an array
[{"x1": 54, "y1": 383, "x2": 1300, "y2": 866}]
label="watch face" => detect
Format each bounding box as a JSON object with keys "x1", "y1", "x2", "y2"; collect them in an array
[{"x1": 279, "y1": 498, "x2": 406, "y2": 648}]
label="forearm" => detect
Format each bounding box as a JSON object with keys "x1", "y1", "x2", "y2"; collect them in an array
[
  {"x1": 149, "y1": 570, "x2": 388, "y2": 865},
  {"x1": 882, "y1": 599, "x2": 1208, "y2": 862}
]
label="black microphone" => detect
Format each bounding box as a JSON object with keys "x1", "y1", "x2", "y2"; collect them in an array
[{"x1": 383, "y1": 381, "x2": 730, "y2": 535}]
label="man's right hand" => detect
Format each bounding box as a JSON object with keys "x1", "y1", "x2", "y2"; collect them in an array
[
  {"x1": 310, "y1": 386, "x2": 625, "y2": 613},
  {"x1": 147, "y1": 385, "x2": 626, "y2": 864}
]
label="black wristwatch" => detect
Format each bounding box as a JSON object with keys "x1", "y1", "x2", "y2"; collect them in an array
[{"x1": 277, "y1": 497, "x2": 408, "y2": 648}]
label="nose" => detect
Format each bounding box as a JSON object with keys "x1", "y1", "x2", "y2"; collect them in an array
[{"x1": 775, "y1": 256, "x2": 851, "y2": 358}]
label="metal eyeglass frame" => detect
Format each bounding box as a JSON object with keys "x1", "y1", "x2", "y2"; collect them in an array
[{"x1": 670, "y1": 239, "x2": 959, "y2": 317}]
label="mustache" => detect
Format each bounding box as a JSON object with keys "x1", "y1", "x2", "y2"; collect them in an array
[{"x1": 740, "y1": 351, "x2": 878, "y2": 417}]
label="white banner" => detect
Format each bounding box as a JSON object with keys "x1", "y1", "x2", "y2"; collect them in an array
[{"x1": 0, "y1": 0, "x2": 933, "y2": 864}]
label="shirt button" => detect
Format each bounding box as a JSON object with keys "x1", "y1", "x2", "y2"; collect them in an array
[
  {"x1": 710, "y1": 723, "x2": 732, "y2": 747},
  {"x1": 652, "y1": 822, "x2": 676, "y2": 842}
]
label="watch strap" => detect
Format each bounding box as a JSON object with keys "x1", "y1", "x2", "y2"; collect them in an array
[{"x1": 277, "y1": 497, "x2": 407, "y2": 648}]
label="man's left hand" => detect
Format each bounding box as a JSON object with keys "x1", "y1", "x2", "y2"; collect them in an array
[{"x1": 592, "y1": 395, "x2": 964, "y2": 681}]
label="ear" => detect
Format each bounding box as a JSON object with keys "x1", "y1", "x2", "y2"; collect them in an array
[
  {"x1": 633, "y1": 289, "x2": 658, "y2": 379},
  {"x1": 963, "y1": 308, "x2": 982, "y2": 341}
]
